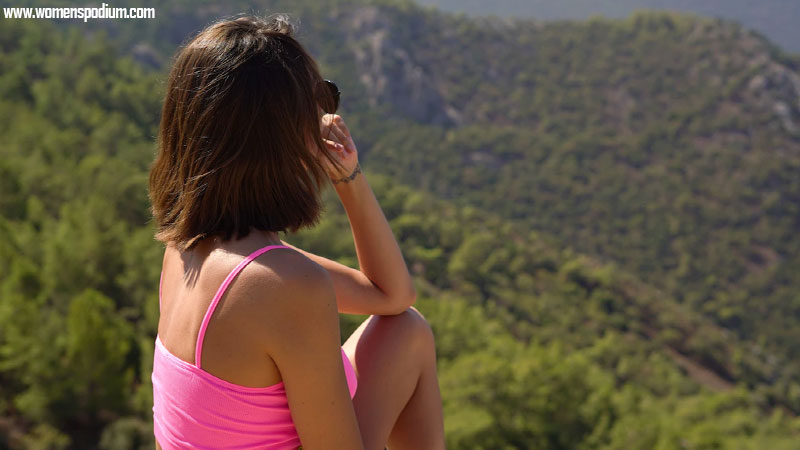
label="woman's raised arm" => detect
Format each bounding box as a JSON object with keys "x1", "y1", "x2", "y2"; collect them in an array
[{"x1": 283, "y1": 114, "x2": 416, "y2": 316}]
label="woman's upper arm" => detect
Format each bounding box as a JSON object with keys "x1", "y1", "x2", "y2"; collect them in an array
[
  {"x1": 279, "y1": 239, "x2": 414, "y2": 316},
  {"x1": 266, "y1": 259, "x2": 365, "y2": 450}
]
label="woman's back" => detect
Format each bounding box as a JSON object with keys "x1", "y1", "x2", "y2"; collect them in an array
[
  {"x1": 152, "y1": 240, "x2": 357, "y2": 449},
  {"x1": 148, "y1": 13, "x2": 369, "y2": 449}
]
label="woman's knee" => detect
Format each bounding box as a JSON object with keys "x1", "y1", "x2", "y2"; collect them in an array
[{"x1": 378, "y1": 305, "x2": 435, "y2": 349}]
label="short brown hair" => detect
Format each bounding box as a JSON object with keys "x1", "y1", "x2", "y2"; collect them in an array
[{"x1": 148, "y1": 14, "x2": 344, "y2": 251}]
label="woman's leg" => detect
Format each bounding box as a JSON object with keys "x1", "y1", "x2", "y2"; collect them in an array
[{"x1": 342, "y1": 306, "x2": 446, "y2": 450}]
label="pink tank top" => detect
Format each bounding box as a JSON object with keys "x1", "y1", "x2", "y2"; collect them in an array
[{"x1": 152, "y1": 244, "x2": 358, "y2": 449}]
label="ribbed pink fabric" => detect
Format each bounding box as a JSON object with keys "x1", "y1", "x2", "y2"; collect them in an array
[{"x1": 152, "y1": 244, "x2": 358, "y2": 449}]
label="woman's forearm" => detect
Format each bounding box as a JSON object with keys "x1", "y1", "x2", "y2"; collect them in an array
[{"x1": 333, "y1": 170, "x2": 416, "y2": 309}]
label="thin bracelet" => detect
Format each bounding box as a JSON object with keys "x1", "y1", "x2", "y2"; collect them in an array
[{"x1": 331, "y1": 162, "x2": 362, "y2": 184}]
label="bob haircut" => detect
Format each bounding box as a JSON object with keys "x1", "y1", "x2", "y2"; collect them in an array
[{"x1": 148, "y1": 14, "x2": 345, "y2": 251}]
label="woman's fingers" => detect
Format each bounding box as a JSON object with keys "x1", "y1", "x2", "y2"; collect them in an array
[
  {"x1": 321, "y1": 114, "x2": 357, "y2": 154},
  {"x1": 323, "y1": 138, "x2": 344, "y2": 152},
  {"x1": 330, "y1": 126, "x2": 348, "y2": 147},
  {"x1": 324, "y1": 122, "x2": 348, "y2": 147},
  {"x1": 332, "y1": 114, "x2": 351, "y2": 138},
  {"x1": 320, "y1": 115, "x2": 334, "y2": 141},
  {"x1": 332, "y1": 116, "x2": 356, "y2": 153}
]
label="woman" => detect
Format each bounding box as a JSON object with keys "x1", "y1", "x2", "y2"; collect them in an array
[{"x1": 148, "y1": 14, "x2": 446, "y2": 450}]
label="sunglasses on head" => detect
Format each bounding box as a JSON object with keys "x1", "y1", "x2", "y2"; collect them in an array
[{"x1": 319, "y1": 79, "x2": 340, "y2": 114}]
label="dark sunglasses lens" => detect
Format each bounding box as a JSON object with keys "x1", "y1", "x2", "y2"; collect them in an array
[{"x1": 323, "y1": 79, "x2": 340, "y2": 113}]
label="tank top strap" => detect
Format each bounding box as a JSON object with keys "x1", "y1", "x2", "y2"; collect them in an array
[{"x1": 195, "y1": 244, "x2": 291, "y2": 369}]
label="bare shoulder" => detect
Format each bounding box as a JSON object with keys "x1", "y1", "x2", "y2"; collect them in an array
[
  {"x1": 231, "y1": 246, "x2": 328, "y2": 298},
  {"x1": 232, "y1": 247, "x2": 335, "y2": 347},
  {"x1": 243, "y1": 248, "x2": 363, "y2": 448},
  {"x1": 250, "y1": 245, "x2": 331, "y2": 301}
]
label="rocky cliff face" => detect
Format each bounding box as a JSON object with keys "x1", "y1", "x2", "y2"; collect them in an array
[
  {"x1": 342, "y1": 8, "x2": 800, "y2": 139},
  {"x1": 337, "y1": 5, "x2": 462, "y2": 127},
  {"x1": 747, "y1": 61, "x2": 800, "y2": 134}
]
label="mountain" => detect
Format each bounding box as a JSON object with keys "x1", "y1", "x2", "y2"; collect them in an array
[
  {"x1": 414, "y1": 0, "x2": 800, "y2": 54},
  {"x1": 1, "y1": 0, "x2": 800, "y2": 447},
  {"x1": 244, "y1": 0, "x2": 799, "y2": 414},
  {"x1": 328, "y1": 2, "x2": 800, "y2": 412}
]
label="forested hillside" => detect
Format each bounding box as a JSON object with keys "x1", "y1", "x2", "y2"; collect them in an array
[
  {"x1": 414, "y1": 0, "x2": 800, "y2": 53},
  {"x1": 76, "y1": 0, "x2": 800, "y2": 416},
  {"x1": 1, "y1": 0, "x2": 799, "y2": 448},
  {"x1": 340, "y1": 4, "x2": 800, "y2": 415}
]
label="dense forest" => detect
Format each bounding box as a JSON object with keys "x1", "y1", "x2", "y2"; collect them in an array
[
  {"x1": 414, "y1": 0, "x2": 800, "y2": 53},
  {"x1": 1, "y1": 0, "x2": 799, "y2": 448}
]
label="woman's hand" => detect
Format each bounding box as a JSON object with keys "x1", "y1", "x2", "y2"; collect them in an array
[{"x1": 318, "y1": 113, "x2": 359, "y2": 181}]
